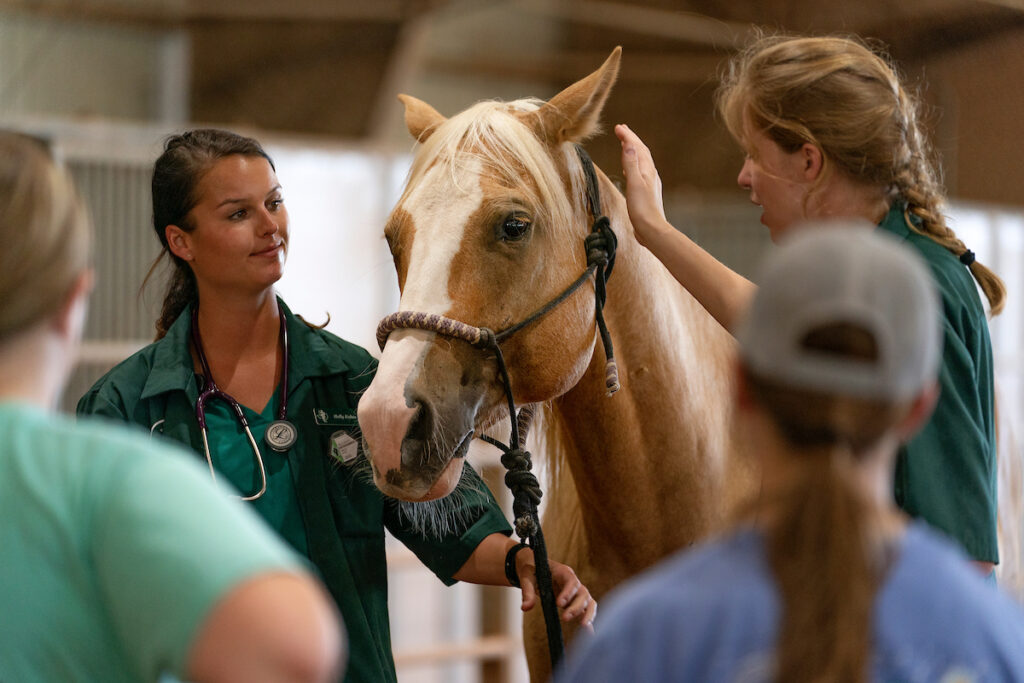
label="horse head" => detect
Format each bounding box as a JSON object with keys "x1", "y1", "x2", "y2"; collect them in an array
[{"x1": 358, "y1": 48, "x2": 622, "y2": 502}]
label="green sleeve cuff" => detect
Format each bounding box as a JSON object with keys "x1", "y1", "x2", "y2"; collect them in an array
[{"x1": 385, "y1": 467, "x2": 513, "y2": 585}]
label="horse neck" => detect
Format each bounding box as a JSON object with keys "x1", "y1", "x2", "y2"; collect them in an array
[{"x1": 544, "y1": 171, "x2": 737, "y2": 574}]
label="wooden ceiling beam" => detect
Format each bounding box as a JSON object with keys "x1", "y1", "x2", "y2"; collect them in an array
[
  {"x1": 860, "y1": 5, "x2": 1024, "y2": 62},
  {"x1": 426, "y1": 50, "x2": 728, "y2": 84},
  {"x1": 976, "y1": 0, "x2": 1024, "y2": 11},
  {"x1": 368, "y1": 12, "x2": 433, "y2": 142},
  {"x1": 518, "y1": 0, "x2": 750, "y2": 48},
  {"x1": 0, "y1": 0, "x2": 440, "y2": 24}
]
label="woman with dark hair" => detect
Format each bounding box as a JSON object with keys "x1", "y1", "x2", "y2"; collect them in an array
[
  {"x1": 0, "y1": 132, "x2": 345, "y2": 682},
  {"x1": 78, "y1": 128, "x2": 595, "y2": 683},
  {"x1": 616, "y1": 35, "x2": 1004, "y2": 576},
  {"x1": 557, "y1": 226, "x2": 1024, "y2": 683}
]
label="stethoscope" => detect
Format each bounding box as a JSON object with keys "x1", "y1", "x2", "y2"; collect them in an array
[{"x1": 191, "y1": 307, "x2": 298, "y2": 501}]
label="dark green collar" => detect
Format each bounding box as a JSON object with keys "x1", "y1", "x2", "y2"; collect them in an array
[
  {"x1": 283, "y1": 299, "x2": 351, "y2": 389},
  {"x1": 876, "y1": 201, "x2": 918, "y2": 242},
  {"x1": 140, "y1": 304, "x2": 197, "y2": 401}
]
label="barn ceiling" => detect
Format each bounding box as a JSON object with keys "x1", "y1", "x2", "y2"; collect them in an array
[{"x1": 7, "y1": 0, "x2": 1024, "y2": 202}]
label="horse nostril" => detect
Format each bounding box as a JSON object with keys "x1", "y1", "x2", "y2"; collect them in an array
[{"x1": 402, "y1": 400, "x2": 433, "y2": 467}]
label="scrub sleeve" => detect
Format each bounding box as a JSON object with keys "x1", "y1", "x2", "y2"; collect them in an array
[{"x1": 877, "y1": 205, "x2": 999, "y2": 563}]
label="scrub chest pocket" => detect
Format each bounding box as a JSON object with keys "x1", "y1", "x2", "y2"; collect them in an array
[{"x1": 314, "y1": 408, "x2": 384, "y2": 541}]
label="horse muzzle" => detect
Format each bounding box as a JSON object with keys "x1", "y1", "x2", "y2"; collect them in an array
[{"x1": 358, "y1": 328, "x2": 493, "y2": 501}]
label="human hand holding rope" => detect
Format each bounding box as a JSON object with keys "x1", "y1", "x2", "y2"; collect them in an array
[{"x1": 510, "y1": 544, "x2": 597, "y2": 631}]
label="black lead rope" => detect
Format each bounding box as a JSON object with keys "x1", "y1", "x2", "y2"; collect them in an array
[
  {"x1": 475, "y1": 146, "x2": 618, "y2": 668},
  {"x1": 471, "y1": 327, "x2": 564, "y2": 665},
  {"x1": 577, "y1": 145, "x2": 619, "y2": 395}
]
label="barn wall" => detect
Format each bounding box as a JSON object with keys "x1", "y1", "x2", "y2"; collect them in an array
[
  {"x1": 924, "y1": 26, "x2": 1024, "y2": 207},
  {"x1": 0, "y1": 9, "x2": 186, "y2": 123}
]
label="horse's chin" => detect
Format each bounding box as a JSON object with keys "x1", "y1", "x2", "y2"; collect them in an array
[{"x1": 373, "y1": 456, "x2": 465, "y2": 502}]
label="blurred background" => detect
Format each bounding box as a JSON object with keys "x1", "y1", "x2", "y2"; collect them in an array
[{"x1": 3, "y1": 1, "x2": 1023, "y2": 681}]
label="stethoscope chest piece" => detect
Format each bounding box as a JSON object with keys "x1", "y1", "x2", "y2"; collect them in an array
[{"x1": 265, "y1": 419, "x2": 298, "y2": 452}]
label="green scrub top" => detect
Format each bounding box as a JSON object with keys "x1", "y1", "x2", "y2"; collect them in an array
[
  {"x1": 204, "y1": 392, "x2": 309, "y2": 555},
  {"x1": 877, "y1": 204, "x2": 998, "y2": 563},
  {"x1": 77, "y1": 298, "x2": 513, "y2": 683}
]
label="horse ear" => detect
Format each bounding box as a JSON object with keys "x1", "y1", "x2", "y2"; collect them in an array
[
  {"x1": 398, "y1": 94, "x2": 447, "y2": 143},
  {"x1": 531, "y1": 46, "x2": 622, "y2": 145}
]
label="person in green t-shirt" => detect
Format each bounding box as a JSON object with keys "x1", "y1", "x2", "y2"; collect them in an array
[
  {"x1": 0, "y1": 132, "x2": 344, "y2": 682},
  {"x1": 613, "y1": 35, "x2": 1005, "y2": 576},
  {"x1": 77, "y1": 128, "x2": 597, "y2": 683}
]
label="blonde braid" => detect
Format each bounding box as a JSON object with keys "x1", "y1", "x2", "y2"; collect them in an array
[{"x1": 893, "y1": 84, "x2": 1006, "y2": 315}]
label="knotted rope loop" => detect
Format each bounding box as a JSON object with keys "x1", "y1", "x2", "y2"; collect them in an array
[
  {"x1": 475, "y1": 326, "x2": 498, "y2": 350},
  {"x1": 501, "y1": 450, "x2": 541, "y2": 503},
  {"x1": 588, "y1": 223, "x2": 620, "y2": 395},
  {"x1": 575, "y1": 145, "x2": 621, "y2": 396},
  {"x1": 514, "y1": 512, "x2": 539, "y2": 539},
  {"x1": 501, "y1": 448, "x2": 542, "y2": 537},
  {"x1": 584, "y1": 215, "x2": 618, "y2": 282}
]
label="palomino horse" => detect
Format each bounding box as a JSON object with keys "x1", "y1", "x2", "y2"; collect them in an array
[{"x1": 357, "y1": 48, "x2": 757, "y2": 680}]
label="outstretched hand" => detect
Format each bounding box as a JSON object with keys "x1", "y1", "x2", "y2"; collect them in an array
[
  {"x1": 517, "y1": 552, "x2": 596, "y2": 631},
  {"x1": 615, "y1": 123, "x2": 671, "y2": 247}
]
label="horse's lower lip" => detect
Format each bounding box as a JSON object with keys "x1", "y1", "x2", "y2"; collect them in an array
[{"x1": 376, "y1": 456, "x2": 462, "y2": 501}]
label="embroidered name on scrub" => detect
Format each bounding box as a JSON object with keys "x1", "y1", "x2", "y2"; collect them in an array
[{"x1": 314, "y1": 409, "x2": 358, "y2": 426}]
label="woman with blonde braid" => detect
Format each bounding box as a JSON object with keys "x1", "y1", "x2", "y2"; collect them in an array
[{"x1": 616, "y1": 35, "x2": 1005, "y2": 575}]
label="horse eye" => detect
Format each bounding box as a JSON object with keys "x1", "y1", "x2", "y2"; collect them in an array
[{"x1": 500, "y1": 214, "x2": 531, "y2": 241}]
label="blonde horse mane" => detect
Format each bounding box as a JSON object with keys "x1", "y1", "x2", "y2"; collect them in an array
[
  {"x1": 532, "y1": 401, "x2": 574, "y2": 505},
  {"x1": 401, "y1": 98, "x2": 586, "y2": 247},
  {"x1": 529, "y1": 400, "x2": 588, "y2": 563}
]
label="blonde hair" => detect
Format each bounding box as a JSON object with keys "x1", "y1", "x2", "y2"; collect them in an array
[
  {"x1": 0, "y1": 133, "x2": 92, "y2": 342},
  {"x1": 717, "y1": 34, "x2": 1005, "y2": 314}
]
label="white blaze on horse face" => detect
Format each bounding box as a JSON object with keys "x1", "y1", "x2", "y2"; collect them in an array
[
  {"x1": 357, "y1": 328, "x2": 427, "y2": 484},
  {"x1": 359, "y1": 156, "x2": 485, "y2": 488},
  {"x1": 399, "y1": 156, "x2": 484, "y2": 313}
]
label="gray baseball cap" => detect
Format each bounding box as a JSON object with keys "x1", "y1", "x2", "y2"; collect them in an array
[{"x1": 735, "y1": 222, "x2": 942, "y2": 401}]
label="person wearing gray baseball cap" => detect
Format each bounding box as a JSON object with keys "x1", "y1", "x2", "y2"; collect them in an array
[{"x1": 556, "y1": 225, "x2": 1024, "y2": 683}]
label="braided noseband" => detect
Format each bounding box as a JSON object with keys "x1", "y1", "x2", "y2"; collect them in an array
[{"x1": 374, "y1": 145, "x2": 618, "y2": 667}]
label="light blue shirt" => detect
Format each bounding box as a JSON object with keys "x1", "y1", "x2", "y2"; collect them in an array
[{"x1": 556, "y1": 523, "x2": 1024, "y2": 682}]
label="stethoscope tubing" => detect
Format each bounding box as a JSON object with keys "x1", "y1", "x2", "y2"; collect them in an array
[
  {"x1": 190, "y1": 306, "x2": 289, "y2": 501},
  {"x1": 199, "y1": 414, "x2": 267, "y2": 500}
]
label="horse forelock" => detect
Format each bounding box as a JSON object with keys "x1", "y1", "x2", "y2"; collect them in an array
[{"x1": 400, "y1": 98, "x2": 585, "y2": 243}]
